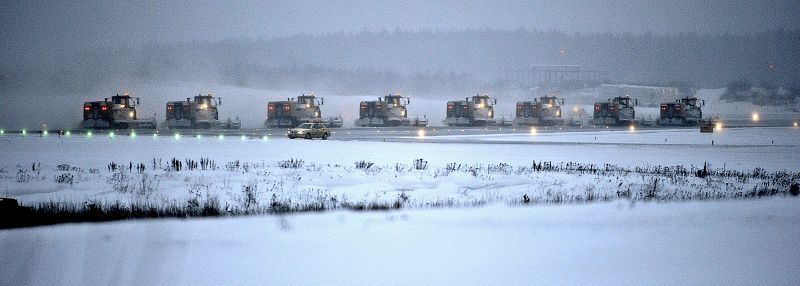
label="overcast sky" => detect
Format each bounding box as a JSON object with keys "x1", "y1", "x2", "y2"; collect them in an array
[
  {"x1": 2, "y1": 0, "x2": 799, "y2": 52},
  {"x1": 1, "y1": 0, "x2": 798, "y2": 129}
]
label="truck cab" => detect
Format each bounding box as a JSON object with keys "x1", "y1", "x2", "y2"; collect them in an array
[
  {"x1": 659, "y1": 96, "x2": 704, "y2": 126},
  {"x1": 445, "y1": 94, "x2": 496, "y2": 126},
  {"x1": 192, "y1": 94, "x2": 221, "y2": 128},
  {"x1": 537, "y1": 94, "x2": 565, "y2": 124},
  {"x1": 593, "y1": 95, "x2": 637, "y2": 125},
  {"x1": 266, "y1": 93, "x2": 323, "y2": 128},
  {"x1": 82, "y1": 92, "x2": 155, "y2": 129},
  {"x1": 356, "y1": 93, "x2": 410, "y2": 127}
]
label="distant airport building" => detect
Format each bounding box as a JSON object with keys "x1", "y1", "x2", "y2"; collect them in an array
[{"x1": 506, "y1": 65, "x2": 608, "y2": 87}]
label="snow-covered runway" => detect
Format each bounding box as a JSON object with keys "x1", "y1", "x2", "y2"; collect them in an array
[{"x1": 2, "y1": 126, "x2": 798, "y2": 171}]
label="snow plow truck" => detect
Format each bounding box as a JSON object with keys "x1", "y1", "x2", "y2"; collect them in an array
[
  {"x1": 592, "y1": 95, "x2": 638, "y2": 126},
  {"x1": 514, "y1": 92, "x2": 565, "y2": 126},
  {"x1": 165, "y1": 93, "x2": 240, "y2": 129},
  {"x1": 81, "y1": 92, "x2": 156, "y2": 130},
  {"x1": 355, "y1": 93, "x2": 428, "y2": 127},
  {"x1": 266, "y1": 93, "x2": 326, "y2": 128},
  {"x1": 658, "y1": 96, "x2": 704, "y2": 126},
  {"x1": 444, "y1": 94, "x2": 497, "y2": 126}
]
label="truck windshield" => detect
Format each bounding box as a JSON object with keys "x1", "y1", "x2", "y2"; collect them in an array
[
  {"x1": 113, "y1": 97, "x2": 130, "y2": 106},
  {"x1": 196, "y1": 97, "x2": 212, "y2": 106}
]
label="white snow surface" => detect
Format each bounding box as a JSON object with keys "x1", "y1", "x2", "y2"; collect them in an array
[
  {"x1": 2, "y1": 199, "x2": 798, "y2": 285},
  {"x1": 2, "y1": 121, "x2": 799, "y2": 285},
  {"x1": 1, "y1": 127, "x2": 798, "y2": 207},
  {"x1": 2, "y1": 127, "x2": 798, "y2": 171}
]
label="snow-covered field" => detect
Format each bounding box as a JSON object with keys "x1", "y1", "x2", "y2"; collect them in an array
[
  {"x1": 2, "y1": 199, "x2": 798, "y2": 285},
  {"x1": 1, "y1": 118, "x2": 798, "y2": 285},
  {"x1": 1, "y1": 127, "x2": 798, "y2": 209}
]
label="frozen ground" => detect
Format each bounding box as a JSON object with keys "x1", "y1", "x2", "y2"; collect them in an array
[
  {"x1": 432, "y1": 126, "x2": 798, "y2": 146},
  {"x1": 1, "y1": 123, "x2": 798, "y2": 285},
  {"x1": 2, "y1": 199, "x2": 798, "y2": 285},
  {"x1": 1, "y1": 127, "x2": 797, "y2": 208}
]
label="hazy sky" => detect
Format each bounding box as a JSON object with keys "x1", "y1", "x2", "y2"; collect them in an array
[
  {"x1": 2, "y1": 0, "x2": 799, "y2": 52},
  {"x1": 2, "y1": 1, "x2": 799, "y2": 129}
]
